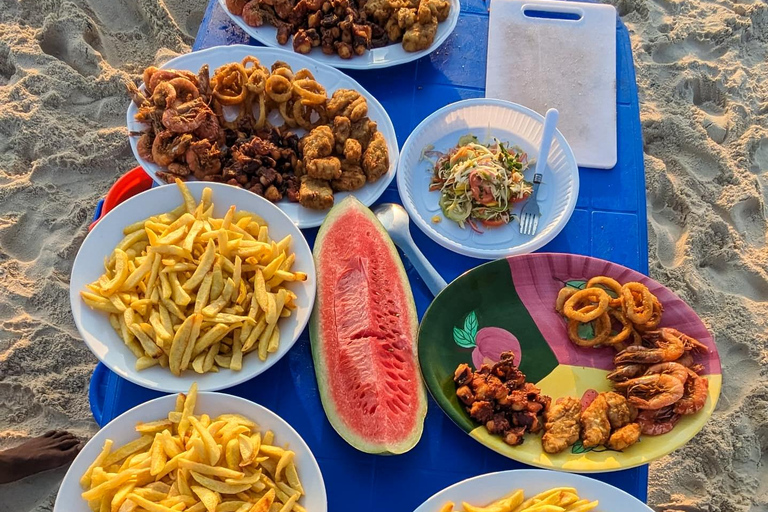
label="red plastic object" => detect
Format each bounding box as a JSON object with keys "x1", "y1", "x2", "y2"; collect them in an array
[{"x1": 89, "y1": 167, "x2": 153, "y2": 231}]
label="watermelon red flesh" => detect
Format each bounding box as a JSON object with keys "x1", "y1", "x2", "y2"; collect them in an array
[{"x1": 311, "y1": 197, "x2": 426, "y2": 454}]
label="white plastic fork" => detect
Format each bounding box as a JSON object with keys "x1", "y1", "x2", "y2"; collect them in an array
[{"x1": 520, "y1": 108, "x2": 559, "y2": 236}]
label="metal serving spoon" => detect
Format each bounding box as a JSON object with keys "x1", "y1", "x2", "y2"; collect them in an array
[{"x1": 373, "y1": 203, "x2": 448, "y2": 296}]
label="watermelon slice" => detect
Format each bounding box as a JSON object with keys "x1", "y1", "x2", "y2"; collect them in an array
[{"x1": 310, "y1": 196, "x2": 427, "y2": 454}]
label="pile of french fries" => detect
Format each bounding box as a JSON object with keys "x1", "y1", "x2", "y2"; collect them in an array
[
  {"x1": 440, "y1": 486, "x2": 599, "y2": 512},
  {"x1": 80, "y1": 383, "x2": 307, "y2": 512},
  {"x1": 81, "y1": 180, "x2": 307, "y2": 375}
]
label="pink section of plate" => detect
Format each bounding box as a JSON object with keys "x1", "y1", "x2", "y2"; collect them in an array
[{"x1": 506, "y1": 253, "x2": 721, "y2": 375}]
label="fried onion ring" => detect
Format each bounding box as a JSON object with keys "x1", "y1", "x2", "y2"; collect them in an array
[
  {"x1": 246, "y1": 93, "x2": 267, "y2": 130},
  {"x1": 604, "y1": 308, "x2": 633, "y2": 346},
  {"x1": 241, "y1": 56, "x2": 263, "y2": 73},
  {"x1": 635, "y1": 296, "x2": 663, "y2": 331},
  {"x1": 279, "y1": 100, "x2": 298, "y2": 128},
  {"x1": 621, "y1": 282, "x2": 654, "y2": 324},
  {"x1": 586, "y1": 276, "x2": 623, "y2": 307},
  {"x1": 212, "y1": 63, "x2": 248, "y2": 105},
  {"x1": 265, "y1": 74, "x2": 292, "y2": 103},
  {"x1": 293, "y1": 78, "x2": 327, "y2": 105},
  {"x1": 294, "y1": 69, "x2": 315, "y2": 81},
  {"x1": 563, "y1": 288, "x2": 610, "y2": 322},
  {"x1": 293, "y1": 100, "x2": 326, "y2": 130},
  {"x1": 567, "y1": 306, "x2": 611, "y2": 347},
  {"x1": 246, "y1": 68, "x2": 268, "y2": 95},
  {"x1": 555, "y1": 287, "x2": 579, "y2": 313}
]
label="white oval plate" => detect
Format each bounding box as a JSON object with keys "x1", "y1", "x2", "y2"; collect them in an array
[
  {"x1": 397, "y1": 99, "x2": 579, "y2": 259},
  {"x1": 217, "y1": 0, "x2": 460, "y2": 70},
  {"x1": 414, "y1": 470, "x2": 651, "y2": 512},
  {"x1": 54, "y1": 392, "x2": 327, "y2": 512},
  {"x1": 70, "y1": 182, "x2": 315, "y2": 393},
  {"x1": 127, "y1": 45, "x2": 400, "y2": 229}
]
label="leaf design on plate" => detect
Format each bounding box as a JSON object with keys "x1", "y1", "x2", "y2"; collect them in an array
[
  {"x1": 463, "y1": 311, "x2": 478, "y2": 340},
  {"x1": 566, "y1": 280, "x2": 587, "y2": 290},
  {"x1": 570, "y1": 439, "x2": 594, "y2": 454},
  {"x1": 577, "y1": 322, "x2": 595, "y2": 340},
  {"x1": 453, "y1": 326, "x2": 476, "y2": 348}
]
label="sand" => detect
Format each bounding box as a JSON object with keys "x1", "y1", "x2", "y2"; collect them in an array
[
  {"x1": 0, "y1": 0, "x2": 205, "y2": 509},
  {"x1": 0, "y1": 0, "x2": 766, "y2": 510},
  {"x1": 606, "y1": 0, "x2": 768, "y2": 510}
]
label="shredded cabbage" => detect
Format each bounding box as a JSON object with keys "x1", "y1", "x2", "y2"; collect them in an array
[{"x1": 429, "y1": 138, "x2": 532, "y2": 230}]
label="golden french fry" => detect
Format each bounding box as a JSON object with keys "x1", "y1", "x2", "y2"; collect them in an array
[
  {"x1": 178, "y1": 382, "x2": 197, "y2": 439},
  {"x1": 210, "y1": 262, "x2": 224, "y2": 300},
  {"x1": 250, "y1": 488, "x2": 275, "y2": 512},
  {"x1": 135, "y1": 420, "x2": 173, "y2": 434},
  {"x1": 80, "y1": 439, "x2": 113, "y2": 488},
  {"x1": 183, "y1": 240, "x2": 216, "y2": 292},
  {"x1": 190, "y1": 471, "x2": 250, "y2": 494},
  {"x1": 169, "y1": 272, "x2": 192, "y2": 306},
  {"x1": 169, "y1": 314, "x2": 197, "y2": 376},
  {"x1": 101, "y1": 249, "x2": 130, "y2": 296},
  {"x1": 194, "y1": 272, "x2": 214, "y2": 314},
  {"x1": 439, "y1": 503, "x2": 455, "y2": 512}
]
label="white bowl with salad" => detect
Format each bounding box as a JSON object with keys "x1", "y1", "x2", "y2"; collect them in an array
[{"x1": 397, "y1": 98, "x2": 579, "y2": 259}]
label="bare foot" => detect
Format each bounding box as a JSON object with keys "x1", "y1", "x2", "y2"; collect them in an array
[{"x1": 0, "y1": 430, "x2": 82, "y2": 484}]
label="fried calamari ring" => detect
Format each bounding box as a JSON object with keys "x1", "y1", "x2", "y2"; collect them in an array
[
  {"x1": 293, "y1": 79, "x2": 326, "y2": 105},
  {"x1": 245, "y1": 67, "x2": 268, "y2": 95},
  {"x1": 294, "y1": 68, "x2": 315, "y2": 81},
  {"x1": 604, "y1": 308, "x2": 633, "y2": 346},
  {"x1": 271, "y1": 60, "x2": 292, "y2": 73},
  {"x1": 246, "y1": 93, "x2": 267, "y2": 130},
  {"x1": 586, "y1": 276, "x2": 623, "y2": 307},
  {"x1": 293, "y1": 100, "x2": 326, "y2": 130},
  {"x1": 212, "y1": 63, "x2": 248, "y2": 105},
  {"x1": 567, "y1": 306, "x2": 611, "y2": 347},
  {"x1": 265, "y1": 74, "x2": 292, "y2": 103},
  {"x1": 563, "y1": 288, "x2": 610, "y2": 322},
  {"x1": 621, "y1": 282, "x2": 654, "y2": 324},
  {"x1": 555, "y1": 287, "x2": 579, "y2": 313},
  {"x1": 635, "y1": 296, "x2": 663, "y2": 331},
  {"x1": 272, "y1": 65, "x2": 294, "y2": 82},
  {"x1": 279, "y1": 100, "x2": 298, "y2": 128},
  {"x1": 241, "y1": 56, "x2": 264, "y2": 73}
]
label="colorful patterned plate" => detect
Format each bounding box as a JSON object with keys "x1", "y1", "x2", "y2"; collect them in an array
[{"x1": 418, "y1": 253, "x2": 721, "y2": 472}]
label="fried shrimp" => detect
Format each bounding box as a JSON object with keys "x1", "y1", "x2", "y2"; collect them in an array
[
  {"x1": 674, "y1": 369, "x2": 708, "y2": 415},
  {"x1": 161, "y1": 98, "x2": 210, "y2": 133},
  {"x1": 644, "y1": 362, "x2": 689, "y2": 385},
  {"x1": 615, "y1": 373, "x2": 685, "y2": 410},
  {"x1": 607, "y1": 363, "x2": 646, "y2": 382},
  {"x1": 152, "y1": 132, "x2": 193, "y2": 167},
  {"x1": 613, "y1": 333, "x2": 685, "y2": 364},
  {"x1": 636, "y1": 407, "x2": 680, "y2": 436}
]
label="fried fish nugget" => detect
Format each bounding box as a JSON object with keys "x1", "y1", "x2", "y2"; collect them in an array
[
  {"x1": 541, "y1": 396, "x2": 581, "y2": 454},
  {"x1": 330, "y1": 163, "x2": 366, "y2": 192},
  {"x1": 298, "y1": 176, "x2": 334, "y2": 210},
  {"x1": 362, "y1": 131, "x2": 389, "y2": 182},
  {"x1": 306, "y1": 156, "x2": 342, "y2": 180}
]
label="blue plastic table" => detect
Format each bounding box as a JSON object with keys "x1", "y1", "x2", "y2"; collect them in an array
[{"x1": 88, "y1": 0, "x2": 649, "y2": 508}]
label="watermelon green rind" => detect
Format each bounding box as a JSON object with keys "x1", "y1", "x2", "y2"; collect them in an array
[{"x1": 310, "y1": 196, "x2": 427, "y2": 455}]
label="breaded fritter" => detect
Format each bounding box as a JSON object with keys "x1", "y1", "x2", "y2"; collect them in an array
[
  {"x1": 298, "y1": 175, "x2": 334, "y2": 210},
  {"x1": 362, "y1": 131, "x2": 389, "y2": 182},
  {"x1": 541, "y1": 397, "x2": 582, "y2": 454}
]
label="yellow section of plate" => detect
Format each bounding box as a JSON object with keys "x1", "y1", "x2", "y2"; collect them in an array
[{"x1": 469, "y1": 364, "x2": 722, "y2": 472}]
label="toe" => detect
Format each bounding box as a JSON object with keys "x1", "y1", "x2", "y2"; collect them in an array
[
  {"x1": 56, "y1": 438, "x2": 81, "y2": 451},
  {"x1": 43, "y1": 430, "x2": 57, "y2": 438}
]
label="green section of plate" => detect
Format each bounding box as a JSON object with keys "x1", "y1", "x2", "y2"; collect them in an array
[{"x1": 418, "y1": 258, "x2": 558, "y2": 434}]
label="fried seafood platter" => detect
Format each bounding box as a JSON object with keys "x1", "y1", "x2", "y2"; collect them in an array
[
  {"x1": 418, "y1": 253, "x2": 722, "y2": 472},
  {"x1": 218, "y1": 0, "x2": 459, "y2": 69},
  {"x1": 126, "y1": 45, "x2": 399, "y2": 228}
]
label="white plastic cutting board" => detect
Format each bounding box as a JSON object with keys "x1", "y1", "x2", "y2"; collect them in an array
[{"x1": 486, "y1": 0, "x2": 617, "y2": 169}]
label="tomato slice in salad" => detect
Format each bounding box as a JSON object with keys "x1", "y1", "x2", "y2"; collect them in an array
[
  {"x1": 481, "y1": 218, "x2": 507, "y2": 227},
  {"x1": 469, "y1": 170, "x2": 497, "y2": 206}
]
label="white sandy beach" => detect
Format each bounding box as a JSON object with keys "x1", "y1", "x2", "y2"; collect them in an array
[{"x1": 0, "y1": 0, "x2": 766, "y2": 510}]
